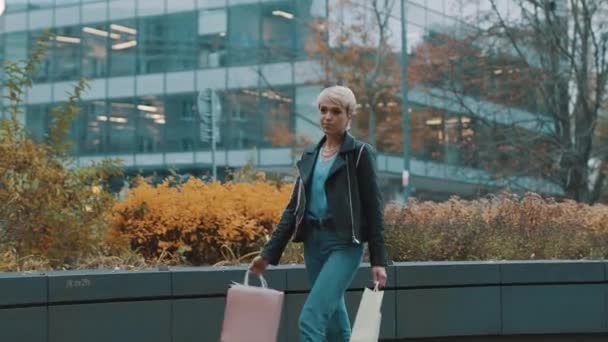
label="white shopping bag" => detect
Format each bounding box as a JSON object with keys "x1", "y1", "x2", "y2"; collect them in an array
[{"x1": 350, "y1": 282, "x2": 384, "y2": 342}]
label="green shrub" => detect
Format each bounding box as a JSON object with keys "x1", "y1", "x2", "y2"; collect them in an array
[{"x1": 0, "y1": 32, "x2": 121, "y2": 270}]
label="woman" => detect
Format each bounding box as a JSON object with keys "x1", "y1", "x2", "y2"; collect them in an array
[{"x1": 249, "y1": 85, "x2": 388, "y2": 342}]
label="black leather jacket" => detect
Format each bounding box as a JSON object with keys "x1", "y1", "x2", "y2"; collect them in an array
[{"x1": 261, "y1": 132, "x2": 389, "y2": 267}]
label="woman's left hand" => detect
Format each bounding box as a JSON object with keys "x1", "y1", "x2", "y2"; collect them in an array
[{"x1": 372, "y1": 266, "x2": 387, "y2": 288}]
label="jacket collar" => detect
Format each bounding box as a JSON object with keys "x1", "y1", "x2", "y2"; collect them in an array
[
  {"x1": 298, "y1": 132, "x2": 357, "y2": 187},
  {"x1": 303, "y1": 131, "x2": 357, "y2": 156}
]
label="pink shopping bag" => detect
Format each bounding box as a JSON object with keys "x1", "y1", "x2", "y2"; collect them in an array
[{"x1": 220, "y1": 271, "x2": 284, "y2": 342}]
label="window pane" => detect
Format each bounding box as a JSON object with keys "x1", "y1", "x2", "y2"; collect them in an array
[
  {"x1": 0, "y1": 35, "x2": 4, "y2": 83},
  {"x1": 295, "y1": 85, "x2": 323, "y2": 144},
  {"x1": 444, "y1": 114, "x2": 463, "y2": 165},
  {"x1": 109, "y1": 19, "x2": 137, "y2": 77},
  {"x1": 199, "y1": 8, "x2": 226, "y2": 35},
  {"x1": 198, "y1": 9, "x2": 227, "y2": 68},
  {"x1": 6, "y1": 0, "x2": 29, "y2": 13},
  {"x1": 55, "y1": 0, "x2": 81, "y2": 5},
  {"x1": 260, "y1": 87, "x2": 294, "y2": 147},
  {"x1": 218, "y1": 88, "x2": 261, "y2": 149},
  {"x1": 136, "y1": 95, "x2": 165, "y2": 153},
  {"x1": 217, "y1": 87, "x2": 294, "y2": 149},
  {"x1": 58, "y1": 101, "x2": 80, "y2": 154},
  {"x1": 4, "y1": 31, "x2": 28, "y2": 62},
  {"x1": 107, "y1": 99, "x2": 136, "y2": 153},
  {"x1": 137, "y1": 16, "x2": 167, "y2": 74},
  {"x1": 228, "y1": 4, "x2": 261, "y2": 66},
  {"x1": 80, "y1": 100, "x2": 108, "y2": 155},
  {"x1": 260, "y1": 1, "x2": 295, "y2": 63},
  {"x1": 138, "y1": 0, "x2": 164, "y2": 17},
  {"x1": 409, "y1": 105, "x2": 444, "y2": 163},
  {"x1": 166, "y1": 12, "x2": 198, "y2": 72},
  {"x1": 310, "y1": 0, "x2": 327, "y2": 17},
  {"x1": 53, "y1": 26, "x2": 81, "y2": 82},
  {"x1": 406, "y1": 1, "x2": 428, "y2": 28},
  {"x1": 82, "y1": 23, "x2": 109, "y2": 78},
  {"x1": 25, "y1": 104, "x2": 49, "y2": 142},
  {"x1": 29, "y1": 30, "x2": 53, "y2": 83},
  {"x1": 28, "y1": 0, "x2": 54, "y2": 10},
  {"x1": 295, "y1": 0, "x2": 322, "y2": 60},
  {"x1": 165, "y1": 93, "x2": 198, "y2": 152},
  {"x1": 459, "y1": 115, "x2": 478, "y2": 168}
]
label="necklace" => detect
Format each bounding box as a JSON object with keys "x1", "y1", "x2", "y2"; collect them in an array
[{"x1": 321, "y1": 145, "x2": 339, "y2": 160}]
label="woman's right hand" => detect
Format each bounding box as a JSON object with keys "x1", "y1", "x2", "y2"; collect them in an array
[{"x1": 248, "y1": 255, "x2": 269, "y2": 275}]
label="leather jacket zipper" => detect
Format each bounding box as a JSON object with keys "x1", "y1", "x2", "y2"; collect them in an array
[
  {"x1": 292, "y1": 175, "x2": 305, "y2": 240},
  {"x1": 346, "y1": 154, "x2": 360, "y2": 244}
]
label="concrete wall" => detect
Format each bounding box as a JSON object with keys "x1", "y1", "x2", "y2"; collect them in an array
[{"x1": 1, "y1": 261, "x2": 608, "y2": 341}]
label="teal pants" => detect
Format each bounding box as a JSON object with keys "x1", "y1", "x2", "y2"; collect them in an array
[{"x1": 299, "y1": 229, "x2": 364, "y2": 342}]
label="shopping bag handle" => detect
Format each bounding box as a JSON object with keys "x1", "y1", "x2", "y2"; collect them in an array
[
  {"x1": 373, "y1": 281, "x2": 380, "y2": 292},
  {"x1": 244, "y1": 270, "x2": 268, "y2": 288}
]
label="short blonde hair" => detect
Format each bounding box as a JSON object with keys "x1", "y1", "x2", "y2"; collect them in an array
[{"x1": 316, "y1": 85, "x2": 357, "y2": 116}]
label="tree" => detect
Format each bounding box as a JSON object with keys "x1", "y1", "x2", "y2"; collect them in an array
[
  {"x1": 409, "y1": 31, "x2": 557, "y2": 180},
  {"x1": 306, "y1": 0, "x2": 402, "y2": 149},
  {"x1": 409, "y1": 0, "x2": 608, "y2": 203},
  {"x1": 0, "y1": 32, "x2": 122, "y2": 268}
]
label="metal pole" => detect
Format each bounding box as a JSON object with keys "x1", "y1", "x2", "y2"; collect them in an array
[
  {"x1": 210, "y1": 89, "x2": 217, "y2": 181},
  {"x1": 400, "y1": 0, "x2": 411, "y2": 202},
  {"x1": 198, "y1": 89, "x2": 217, "y2": 181}
]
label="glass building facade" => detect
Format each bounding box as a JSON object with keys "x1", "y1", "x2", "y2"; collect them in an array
[{"x1": 0, "y1": 0, "x2": 563, "y2": 200}]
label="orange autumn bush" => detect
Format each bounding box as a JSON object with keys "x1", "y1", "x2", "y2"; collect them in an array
[
  {"x1": 110, "y1": 185, "x2": 608, "y2": 267},
  {"x1": 107, "y1": 175, "x2": 293, "y2": 265},
  {"x1": 385, "y1": 192, "x2": 608, "y2": 261}
]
